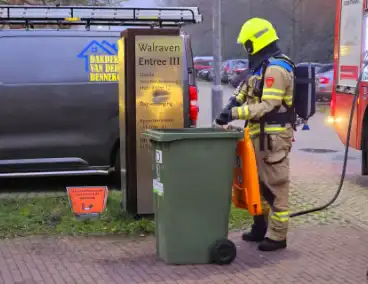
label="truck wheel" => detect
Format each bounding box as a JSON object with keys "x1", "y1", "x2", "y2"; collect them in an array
[{"x1": 210, "y1": 239, "x2": 237, "y2": 265}]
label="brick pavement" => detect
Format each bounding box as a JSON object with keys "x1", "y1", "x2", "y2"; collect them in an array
[
  {"x1": 0, "y1": 225, "x2": 367, "y2": 284},
  {"x1": 0, "y1": 202, "x2": 363, "y2": 283}
]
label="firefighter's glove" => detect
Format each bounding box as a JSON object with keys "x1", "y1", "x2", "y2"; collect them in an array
[
  {"x1": 215, "y1": 109, "x2": 232, "y2": 125},
  {"x1": 221, "y1": 97, "x2": 240, "y2": 113}
]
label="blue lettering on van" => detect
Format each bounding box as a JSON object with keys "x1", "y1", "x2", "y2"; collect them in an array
[{"x1": 77, "y1": 40, "x2": 118, "y2": 72}]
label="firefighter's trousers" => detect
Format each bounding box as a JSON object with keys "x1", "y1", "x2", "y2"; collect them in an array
[{"x1": 252, "y1": 128, "x2": 293, "y2": 241}]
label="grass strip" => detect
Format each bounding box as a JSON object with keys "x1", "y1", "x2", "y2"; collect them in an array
[{"x1": 0, "y1": 191, "x2": 252, "y2": 238}]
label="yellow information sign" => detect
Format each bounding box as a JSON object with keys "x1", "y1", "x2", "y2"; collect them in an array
[{"x1": 135, "y1": 35, "x2": 184, "y2": 213}]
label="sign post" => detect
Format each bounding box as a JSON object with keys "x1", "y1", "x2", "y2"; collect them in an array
[{"x1": 118, "y1": 29, "x2": 184, "y2": 215}]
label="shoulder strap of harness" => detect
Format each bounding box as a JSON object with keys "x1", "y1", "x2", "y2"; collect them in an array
[
  {"x1": 271, "y1": 56, "x2": 297, "y2": 131},
  {"x1": 268, "y1": 55, "x2": 295, "y2": 72},
  {"x1": 258, "y1": 55, "x2": 294, "y2": 97}
]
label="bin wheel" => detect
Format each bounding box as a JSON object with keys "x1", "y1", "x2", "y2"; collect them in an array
[{"x1": 210, "y1": 239, "x2": 237, "y2": 265}]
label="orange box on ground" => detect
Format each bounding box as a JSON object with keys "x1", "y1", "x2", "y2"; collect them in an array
[{"x1": 67, "y1": 186, "x2": 108, "y2": 215}]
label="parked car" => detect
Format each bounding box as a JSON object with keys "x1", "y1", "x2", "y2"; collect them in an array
[
  {"x1": 207, "y1": 68, "x2": 214, "y2": 81},
  {"x1": 221, "y1": 59, "x2": 248, "y2": 83},
  {"x1": 317, "y1": 63, "x2": 333, "y2": 74},
  {"x1": 229, "y1": 70, "x2": 249, "y2": 88},
  {"x1": 228, "y1": 61, "x2": 249, "y2": 87},
  {"x1": 194, "y1": 56, "x2": 213, "y2": 76},
  {"x1": 193, "y1": 56, "x2": 214, "y2": 61},
  {"x1": 316, "y1": 69, "x2": 333, "y2": 102},
  {"x1": 296, "y1": 62, "x2": 324, "y2": 74},
  {"x1": 0, "y1": 29, "x2": 198, "y2": 180},
  {"x1": 198, "y1": 68, "x2": 212, "y2": 81}
]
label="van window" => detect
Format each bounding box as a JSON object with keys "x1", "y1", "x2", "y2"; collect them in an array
[{"x1": 0, "y1": 35, "x2": 119, "y2": 84}]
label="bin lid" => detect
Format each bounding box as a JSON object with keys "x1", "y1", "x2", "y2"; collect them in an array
[{"x1": 144, "y1": 128, "x2": 243, "y2": 142}]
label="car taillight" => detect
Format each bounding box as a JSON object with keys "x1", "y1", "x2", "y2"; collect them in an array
[
  {"x1": 235, "y1": 68, "x2": 246, "y2": 74},
  {"x1": 319, "y1": 77, "x2": 329, "y2": 84},
  {"x1": 189, "y1": 85, "x2": 198, "y2": 126},
  {"x1": 224, "y1": 66, "x2": 229, "y2": 72}
]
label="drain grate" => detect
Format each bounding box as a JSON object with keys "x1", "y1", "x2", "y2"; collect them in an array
[{"x1": 298, "y1": 148, "x2": 338, "y2": 153}]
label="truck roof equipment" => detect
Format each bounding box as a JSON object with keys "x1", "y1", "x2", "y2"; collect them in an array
[{"x1": 0, "y1": 5, "x2": 203, "y2": 29}]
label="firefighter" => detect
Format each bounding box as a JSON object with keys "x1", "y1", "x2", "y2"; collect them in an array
[{"x1": 216, "y1": 18, "x2": 294, "y2": 251}]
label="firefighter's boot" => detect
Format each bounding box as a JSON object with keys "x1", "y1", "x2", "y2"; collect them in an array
[
  {"x1": 242, "y1": 215, "x2": 267, "y2": 242},
  {"x1": 258, "y1": 237, "x2": 287, "y2": 251}
]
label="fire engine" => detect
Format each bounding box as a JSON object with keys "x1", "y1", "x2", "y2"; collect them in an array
[{"x1": 330, "y1": 0, "x2": 368, "y2": 174}]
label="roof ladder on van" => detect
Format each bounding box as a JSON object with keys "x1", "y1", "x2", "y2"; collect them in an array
[{"x1": 0, "y1": 5, "x2": 203, "y2": 29}]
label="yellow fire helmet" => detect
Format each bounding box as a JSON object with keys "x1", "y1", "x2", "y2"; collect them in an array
[{"x1": 237, "y1": 18, "x2": 279, "y2": 55}]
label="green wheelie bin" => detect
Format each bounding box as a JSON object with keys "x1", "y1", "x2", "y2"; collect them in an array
[{"x1": 144, "y1": 128, "x2": 243, "y2": 265}]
